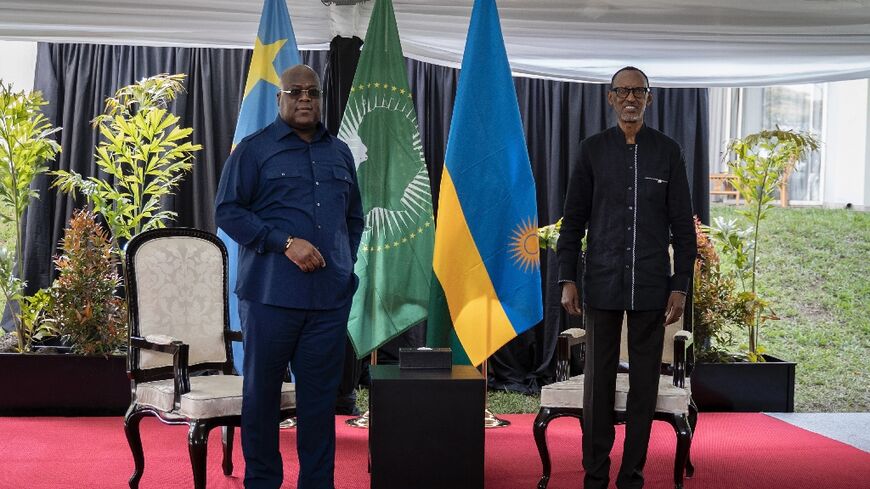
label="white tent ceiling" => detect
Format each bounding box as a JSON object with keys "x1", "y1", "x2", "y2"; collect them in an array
[{"x1": 0, "y1": 0, "x2": 868, "y2": 87}]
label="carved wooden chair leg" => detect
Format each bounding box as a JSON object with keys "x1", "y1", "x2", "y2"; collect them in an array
[
  {"x1": 222, "y1": 425, "x2": 234, "y2": 476},
  {"x1": 188, "y1": 421, "x2": 210, "y2": 489},
  {"x1": 686, "y1": 399, "x2": 698, "y2": 477},
  {"x1": 124, "y1": 408, "x2": 148, "y2": 489},
  {"x1": 533, "y1": 408, "x2": 554, "y2": 489},
  {"x1": 672, "y1": 413, "x2": 692, "y2": 489}
]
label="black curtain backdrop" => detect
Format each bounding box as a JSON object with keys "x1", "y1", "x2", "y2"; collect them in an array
[{"x1": 21, "y1": 40, "x2": 708, "y2": 392}]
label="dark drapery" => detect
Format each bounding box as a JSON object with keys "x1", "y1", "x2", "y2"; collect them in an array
[{"x1": 21, "y1": 41, "x2": 708, "y2": 392}]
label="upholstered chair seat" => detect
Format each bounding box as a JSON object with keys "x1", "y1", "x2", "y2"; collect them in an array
[
  {"x1": 541, "y1": 373, "x2": 691, "y2": 415},
  {"x1": 136, "y1": 376, "x2": 295, "y2": 419}
]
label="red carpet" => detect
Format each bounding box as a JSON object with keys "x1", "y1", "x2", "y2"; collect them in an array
[{"x1": 1, "y1": 413, "x2": 868, "y2": 488}]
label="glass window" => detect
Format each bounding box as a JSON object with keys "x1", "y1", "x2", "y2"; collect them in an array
[{"x1": 733, "y1": 84, "x2": 825, "y2": 203}]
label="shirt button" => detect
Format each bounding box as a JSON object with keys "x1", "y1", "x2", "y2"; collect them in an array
[
  {"x1": 627, "y1": 226, "x2": 632, "y2": 230},
  {"x1": 317, "y1": 225, "x2": 322, "y2": 230},
  {"x1": 625, "y1": 265, "x2": 630, "y2": 269},
  {"x1": 626, "y1": 247, "x2": 631, "y2": 251},
  {"x1": 628, "y1": 186, "x2": 633, "y2": 191},
  {"x1": 281, "y1": 172, "x2": 285, "y2": 176},
  {"x1": 316, "y1": 202, "x2": 321, "y2": 207},
  {"x1": 315, "y1": 181, "x2": 320, "y2": 186},
  {"x1": 628, "y1": 206, "x2": 633, "y2": 210},
  {"x1": 629, "y1": 166, "x2": 634, "y2": 170}
]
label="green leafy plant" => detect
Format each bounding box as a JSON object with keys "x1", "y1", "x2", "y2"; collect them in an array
[
  {"x1": 18, "y1": 288, "x2": 58, "y2": 351},
  {"x1": 538, "y1": 217, "x2": 587, "y2": 252},
  {"x1": 45, "y1": 209, "x2": 126, "y2": 355},
  {"x1": 0, "y1": 81, "x2": 61, "y2": 352},
  {"x1": 692, "y1": 216, "x2": 760, "y2": 362},
  {"x1": 538, "y1": 217, "x2": 562, "y2": 251},
  {"x1": 52, "y1": 73, "x2": 201, "y2": 257},
  {"x1": 713, "y1": 127, "x2": 821, "y2": 361}
]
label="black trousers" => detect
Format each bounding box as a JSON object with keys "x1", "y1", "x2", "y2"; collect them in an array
[{"x1": 582, "y1": 307, "x2": 665, "y2": 489}]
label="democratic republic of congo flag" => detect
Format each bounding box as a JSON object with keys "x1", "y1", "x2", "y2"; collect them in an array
[
  {"x1": 432, "y1": 0, "x2": 543, "y2": 367},
  {"x1": 219, "y1": 0, "x2": 301, "y2": 371}
]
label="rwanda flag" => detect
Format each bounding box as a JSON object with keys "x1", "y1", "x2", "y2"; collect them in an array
[
  {"x1": 339, "y1": 0, "x2": 434, "y2": 358},
  {"x1": 220, "y1": 0, "x2": 301, "y2": 370},
  {"x1": 432, "y1": 0, "x2": 543, "y2": 367}
]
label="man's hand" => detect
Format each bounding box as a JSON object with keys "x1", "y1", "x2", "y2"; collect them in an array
[
  {"x1": 664, "y1": 291, "x2": 686, "y2": 325},
  {"x1": 560, "y1": 282, "x2": 583, "y2": 316},
  {"x1": 284, "y1": 237, "x2": 326, "y2": 273}
]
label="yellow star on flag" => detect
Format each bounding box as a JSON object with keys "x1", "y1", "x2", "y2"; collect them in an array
[{"x1": 243, "y1": 37, "x2": 288, "y2": 97}]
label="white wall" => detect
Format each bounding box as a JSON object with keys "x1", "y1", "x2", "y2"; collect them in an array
[
  {"x1": 866, "y1": 81, "x2": 870, "y2": 209},
  {"x1": 823, "y1": 78, "x2": 869, "y2": 209},
  {"x1": 0, "y1": 41, "x2": 37, "y2": 91}
]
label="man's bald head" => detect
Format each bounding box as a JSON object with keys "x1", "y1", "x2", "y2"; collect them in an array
[
  {"x1": 277, "y1": 64, "x2": 322, "y2": 139},
  {"x1": 281, "y1": 65, "x2": 321, "y2": 90}
]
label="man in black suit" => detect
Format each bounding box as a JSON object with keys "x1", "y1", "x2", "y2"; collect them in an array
[{"x1": 556, "y1": 66, "x2": 696, "y2": 489}]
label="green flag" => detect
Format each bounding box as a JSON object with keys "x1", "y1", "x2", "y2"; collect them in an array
[{"x1": 340, "y1": 0, "x2": 434, "y2": 358}]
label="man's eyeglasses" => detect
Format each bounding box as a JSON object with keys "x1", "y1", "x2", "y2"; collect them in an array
[
  {"x1": 280, "y1": 88, "x2": 324, "y2": 99},
  {"x1": 611, "y1": 87, "x2": 650, "y2": 99}
]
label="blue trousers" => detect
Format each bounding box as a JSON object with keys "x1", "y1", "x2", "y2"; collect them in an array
[{"x1": 240, "y1": 299, "x2": 350, "y2": 489}]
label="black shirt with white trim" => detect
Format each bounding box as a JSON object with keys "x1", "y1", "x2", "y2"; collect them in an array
[{"x1": 557, "y1": 124, "x2": 696, "y2": 311}]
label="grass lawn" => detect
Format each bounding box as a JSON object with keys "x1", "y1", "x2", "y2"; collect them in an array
[
  {"x1": 709, "y1": 205, "x2": 869, "y2": 413},
  {"x1": 2, "y1": 206, "x2": 867, "y2": 413}
]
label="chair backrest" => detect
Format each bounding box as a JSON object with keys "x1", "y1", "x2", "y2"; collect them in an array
[
  {"x1": 126, "y1": 228, "x2": 230, "y2": 373},
  {"x1": 619, "y1": 314, "x2": 684, "y2": 364},
  {"x1": 616, "y1": 245, "x2": 688, "y2": 365}
]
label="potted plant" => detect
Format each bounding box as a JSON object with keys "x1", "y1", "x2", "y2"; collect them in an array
[
  {"x1": 691, "y1": 128, "x2": 820, "y2": 412},
  {"x1": 0, "y1": 80, "x2": 61, "y2": 352},
  {"x1": 0, "y1": 74, "x2": 200, "y2": 415}
]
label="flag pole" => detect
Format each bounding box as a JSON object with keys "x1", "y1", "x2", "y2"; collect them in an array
[
  {"x1": 346, "y1": 350, "x2": 377, "y2": 428},
  {"x1": 483, "y1": 302, "x2": 509, "y2": 428}
]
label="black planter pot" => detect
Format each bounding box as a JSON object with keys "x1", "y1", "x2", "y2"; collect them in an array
[
  {"x1": 0, "y1": 352, "x2": 130, "y2": 415},
  {"x1": 690, "y1": 354, "x2": 796, "y2": 412}
]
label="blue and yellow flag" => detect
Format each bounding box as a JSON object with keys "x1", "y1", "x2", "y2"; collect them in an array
[
  {"x1": 432, "y1": 0, "x2": 543, "y2": 367},
  {"x1": 220, "y1": 0, "x2": 301, "y2": 370}
]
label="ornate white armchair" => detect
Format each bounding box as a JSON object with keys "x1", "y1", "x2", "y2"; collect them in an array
[{"x1": 123, "y1": 228, "x2": 295, "y2": 489}]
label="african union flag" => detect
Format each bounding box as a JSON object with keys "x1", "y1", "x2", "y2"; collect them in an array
[
  {"x1": 220, "y1": 0, "x2": 301, "y2": 370},
  {"x1": 432, "y1": 0, "x2": 543, "y2": 367},
  {"x1": 339, "y1": 0, "x2": 434, "y2": 358}
]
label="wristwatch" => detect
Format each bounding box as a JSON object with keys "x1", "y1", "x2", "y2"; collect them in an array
[{"x1": 284, "y1": 236, "x2": 294, "y2": 250}]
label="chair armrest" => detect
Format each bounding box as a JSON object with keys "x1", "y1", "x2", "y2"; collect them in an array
[
  {"x1": 226, "y1": 330, "x2": 243, "y2": 343},
  {"x1": 555, "y1": 328, "x2": 587, "y2": 382},
  {"x1": 672, "y1": 330, "x2": 692, "y2": 388},
  {"x1": 130, "y1": 335, "x2": 191, "y2": 409}
]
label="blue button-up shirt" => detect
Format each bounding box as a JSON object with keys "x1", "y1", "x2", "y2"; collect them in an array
[{"x1": 215, "y1": 117, "x2": 364, "y2": 310}]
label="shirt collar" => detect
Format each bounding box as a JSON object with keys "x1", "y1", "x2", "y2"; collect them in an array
[
  {"x1": 614, "y1": 123, "x2": 649, "y2": 143},
  {"x1": 272, "y1": 115, "x2": 329, "y2": 143}
]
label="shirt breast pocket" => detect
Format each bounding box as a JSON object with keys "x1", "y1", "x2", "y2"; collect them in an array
[
  {"x1": 330, "y1": 165, "x2": 352, "y2": 193},
  {"x1": 265, "y1": 167, "x2": 302, "y2": 183},
  {"x1": 641, "y1": 175, "x2": 668, "y2": 203}
]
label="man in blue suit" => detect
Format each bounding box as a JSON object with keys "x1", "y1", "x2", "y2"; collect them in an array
[{"x1": 215, "y1": 64, "x2": 364, "y2": 489}]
